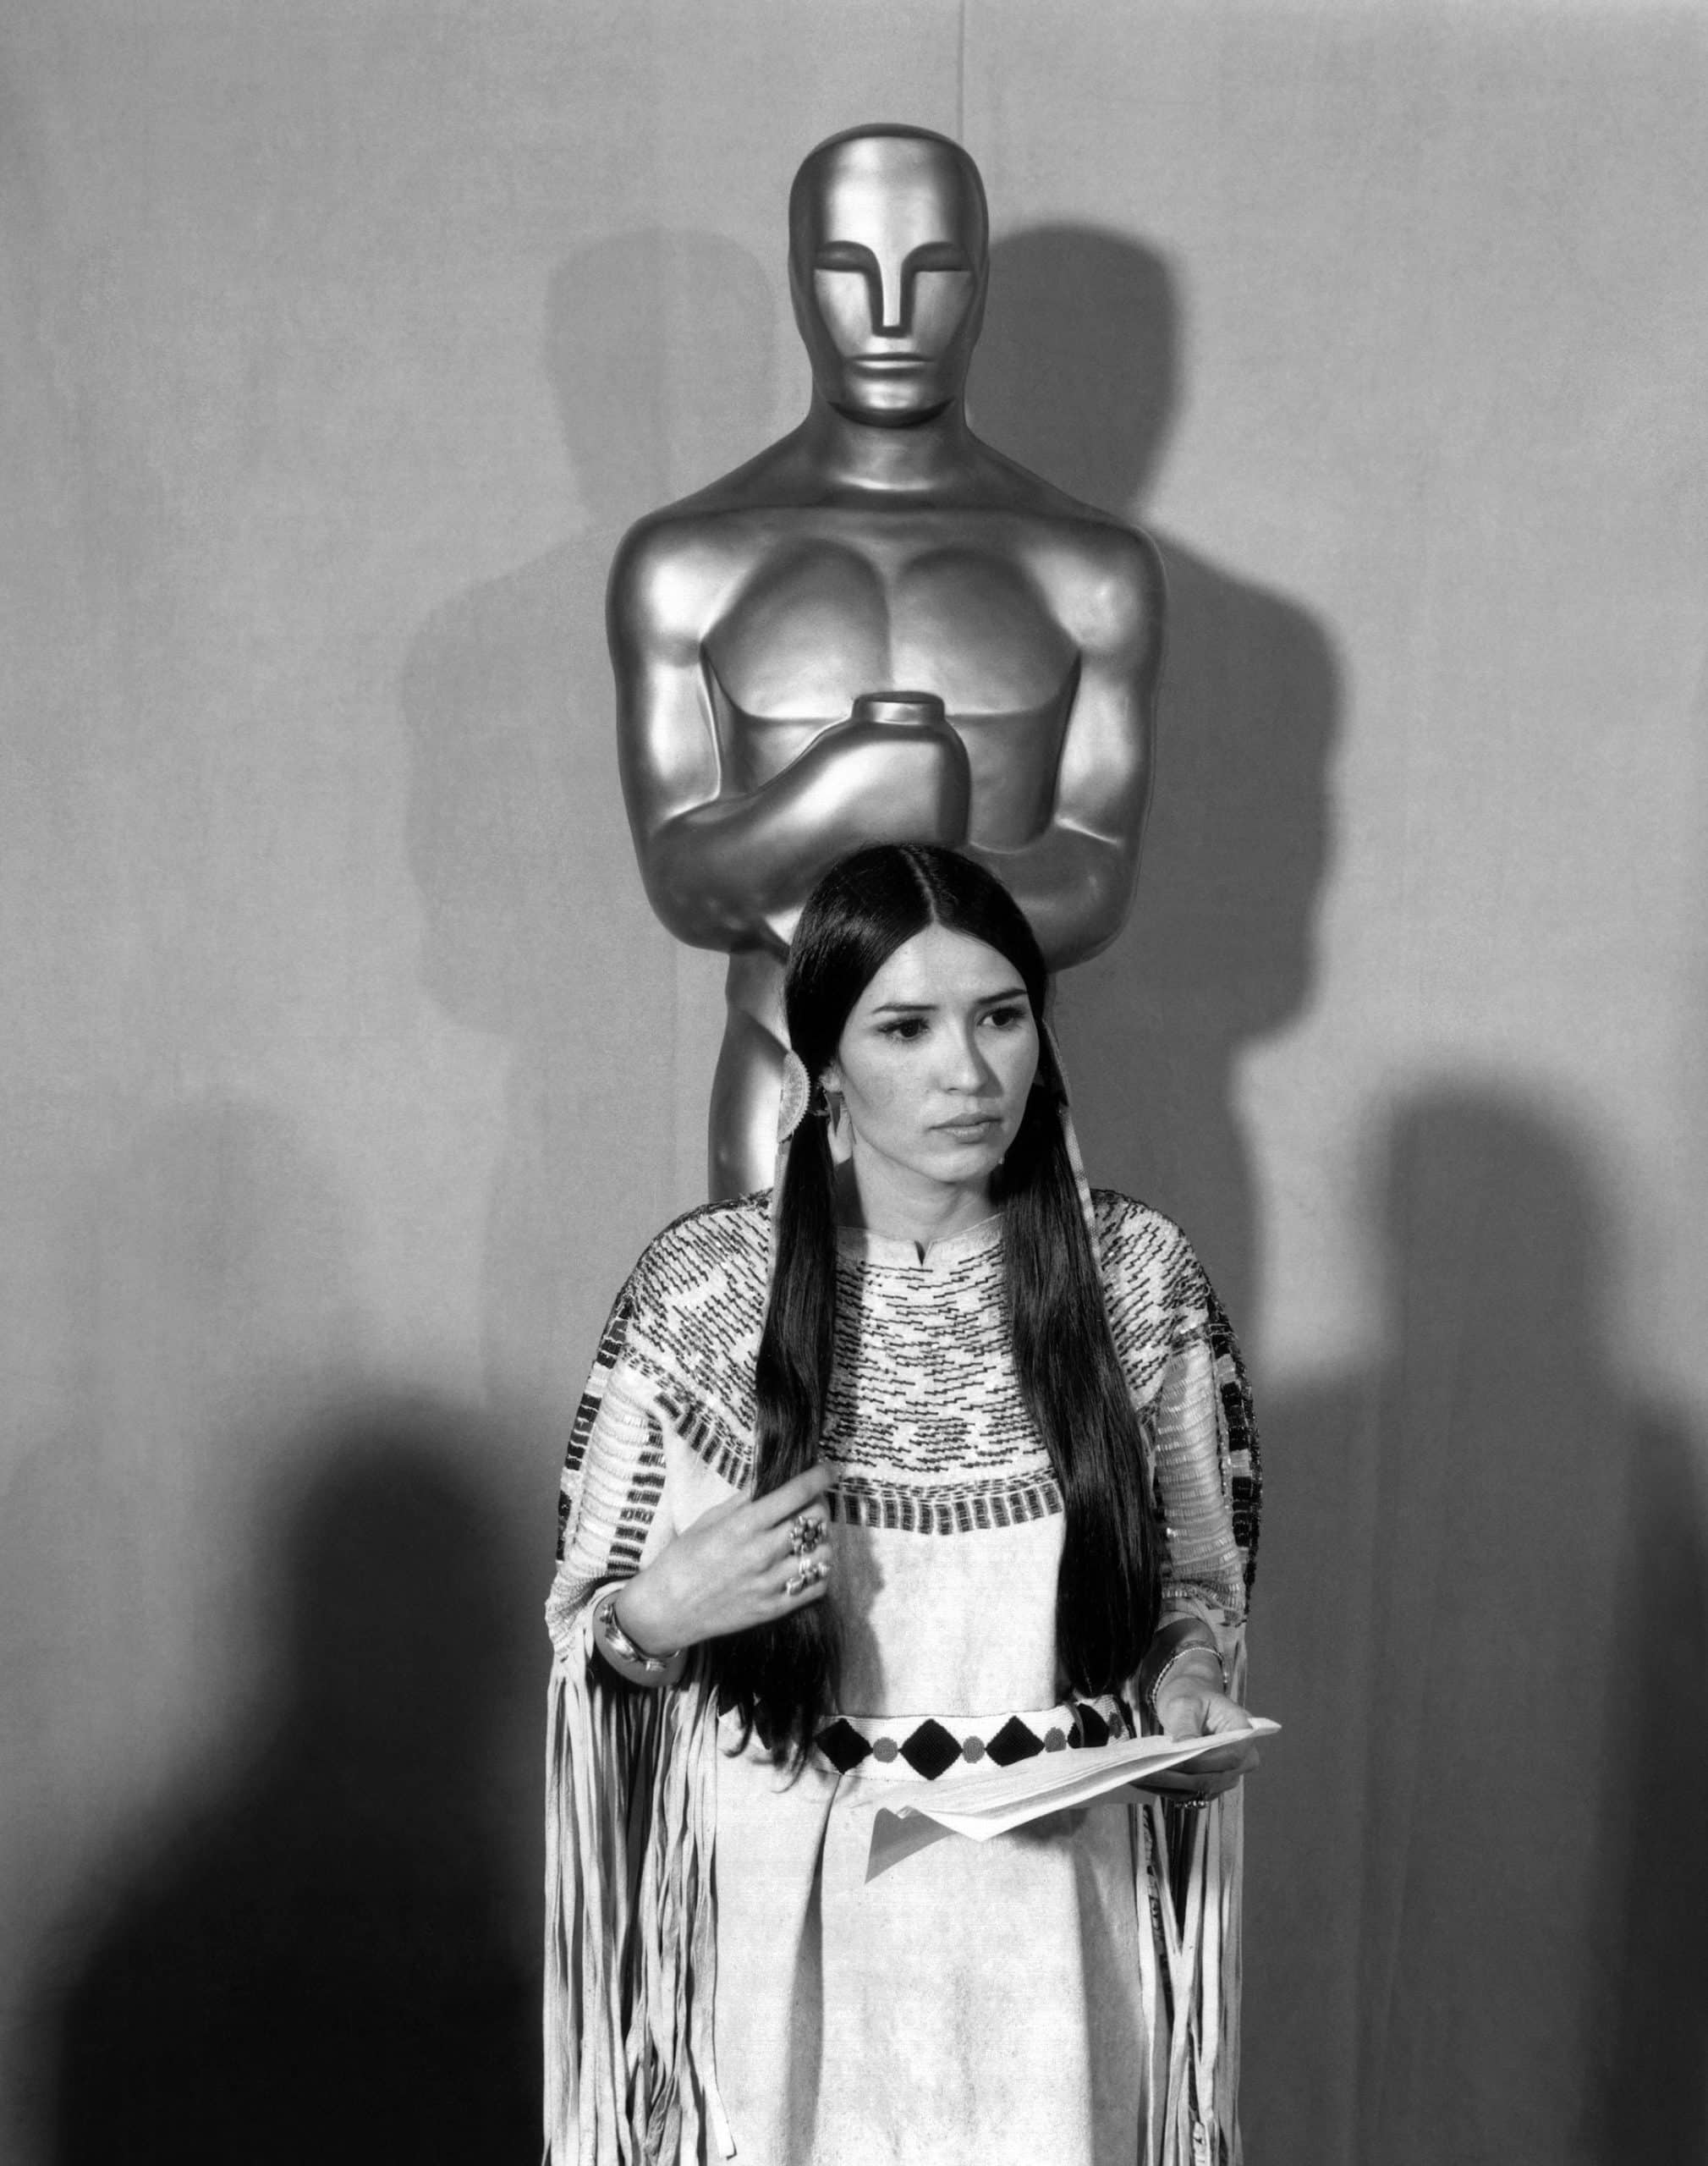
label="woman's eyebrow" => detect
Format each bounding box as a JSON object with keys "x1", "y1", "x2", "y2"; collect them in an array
[{"x1": 868, "y1": 984, "x2": 1028, "y2": 1015}]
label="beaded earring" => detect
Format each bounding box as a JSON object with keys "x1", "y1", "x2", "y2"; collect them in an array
[
  {"x1": 777, "y1": 1048, "x2": 810, "y2": 1142},
  {"x1": 766, "y1": 1048, "x2": 814, "y2": 1284}
]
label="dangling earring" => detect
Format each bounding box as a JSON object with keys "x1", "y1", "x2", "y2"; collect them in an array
[{"x1": 826, "y1": 1090, "x2": 854, "y2": 1167}]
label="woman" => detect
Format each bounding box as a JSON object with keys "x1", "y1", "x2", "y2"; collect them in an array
[{"x1": 545, "y1": 844, "x2": 1261, "y2": 2166}]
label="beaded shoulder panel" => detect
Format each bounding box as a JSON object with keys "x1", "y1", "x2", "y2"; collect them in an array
[
  {"x1": 555, "y1": 1196, "x2": 768, "y2": 1564},
  {"x1": 557, "y1": 1191, "x2": 1260, "y2": 1600},
  {"x1": 1097, "y1": 1193, "x2": 1261, "y2": 1602}
]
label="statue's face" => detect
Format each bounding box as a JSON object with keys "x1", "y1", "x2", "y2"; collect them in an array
[{"x1": 789, "y1": 135, "x2": 987, "y2": 426}]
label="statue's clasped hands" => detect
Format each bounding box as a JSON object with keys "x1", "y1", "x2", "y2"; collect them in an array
[{"x1": 816, "y1": 690, "x2": 971, "y2": 849}]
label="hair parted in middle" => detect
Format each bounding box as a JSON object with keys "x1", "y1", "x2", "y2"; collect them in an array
[{"x1": 707, "y1": 842, "x2": 1162, "y2": 1765}]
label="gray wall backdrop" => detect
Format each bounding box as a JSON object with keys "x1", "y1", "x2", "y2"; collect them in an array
[{"x1": 4, "y1": 3, "x2": 1706, "y2": 2160}]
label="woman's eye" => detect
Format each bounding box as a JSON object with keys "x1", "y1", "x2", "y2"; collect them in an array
[
  {"x1": 982, "y1": 1006, "x2": 1027, "y2": 1031},
  {"x1": 880, "y1": 1017, "x2": 928, "y2": 1042}
]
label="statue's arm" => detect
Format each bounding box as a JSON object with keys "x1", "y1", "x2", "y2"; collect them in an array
[
  {"x1": 974, "y1": 528, "x2": 1165, "y2": 969},
  {"x1": 609, "y1": 521, "x2": 969, "y2": 955}
]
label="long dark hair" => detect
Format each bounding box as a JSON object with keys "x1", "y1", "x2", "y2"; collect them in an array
[{"x1": 711, "y1": 844, "x2": 1162, "y2": 1762}]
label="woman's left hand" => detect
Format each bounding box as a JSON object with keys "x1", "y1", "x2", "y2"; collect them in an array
[{"x1": 1140, "y1": 1677, "x2": 1261, "y2": 1800}]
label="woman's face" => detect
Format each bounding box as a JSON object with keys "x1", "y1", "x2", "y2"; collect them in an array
[{"x1": 823, "y1": 924, "x2": 1040, "y2": 1202}]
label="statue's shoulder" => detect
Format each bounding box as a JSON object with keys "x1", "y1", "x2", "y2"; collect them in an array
[
  {"x1": 971, "y1": 440, "x2": 1161, "y2": 580},
  {"x1": 993, "y1": 459, "x2": 1158, "y2": 561},
  {"x1": 606, "y1": 503, "x2": 764, "y2": 650},
  {"x1": 619, "y1": 435, "x2": 807, "y2": 542},
  {"x1": 607, "y1": 496, "x2": 745, "y2": 591},
  {"x1": 606, "y1": 439, "x2": 807, "y2": 624}
]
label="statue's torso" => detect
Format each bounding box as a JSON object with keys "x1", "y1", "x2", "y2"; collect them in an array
[{"x1": 696, "y1": 509, "x2": 1083, "y2": 852}]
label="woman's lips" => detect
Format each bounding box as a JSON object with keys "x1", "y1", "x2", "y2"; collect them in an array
[{"x1": 934, "y1": 1113, "x2": 1000, "y2": 1139}]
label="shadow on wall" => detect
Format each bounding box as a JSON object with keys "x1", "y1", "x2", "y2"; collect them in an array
[
  {"x1": 45, "y1": 1401, "x2": 541, "y2": 2166},
  {"x1": 399, "y1": 230, "x2": 777, "y2": 1419},
  {"x1": 0, "y1": 1100, "x2": 362, "y2": 2158},
  {"x1": 1, "y1": 1104, "x2": 545, "y2": 2162},
  {"x1": 1250, "y1": 1087, "x2": 1708, "y2": 2165},
  {"x1": 972, "y1": 225, "x2": 1341, "y2": 1329}
]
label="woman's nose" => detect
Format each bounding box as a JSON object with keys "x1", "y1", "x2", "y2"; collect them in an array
[{"x1": 937, "y1": 1025, "x2": 990, "y2": 1091}]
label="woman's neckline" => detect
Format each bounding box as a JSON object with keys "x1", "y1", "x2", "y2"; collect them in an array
[{"x1": 835, "y1": 1211, "x2": 1004, "y2": 1271}]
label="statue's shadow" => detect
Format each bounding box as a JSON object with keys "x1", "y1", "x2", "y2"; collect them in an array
[
  {"x1": 975, "y1": 226, "x2": 1340, "y2": 1328},
  {"x1": 980, "y1": 235, "x2": 1708, "y2": 2157},
  {"x1": 398, "y1": 231, "x2": 777, "y2": 1414}
]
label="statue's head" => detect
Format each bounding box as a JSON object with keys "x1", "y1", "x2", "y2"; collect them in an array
[{"x1": 788, "y1": 124, "x2": 988, "y2": 426}]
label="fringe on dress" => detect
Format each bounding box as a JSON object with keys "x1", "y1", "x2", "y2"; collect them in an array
[
  {"x1": 544, "y1": 1603, "x2": 733, "y2": 2166},
  {"x1": 545, "y1": 1621, "x2": 1245, "y2": 2166},
  {"x1": 1139, "y1": 1786, "x2": 1246, "y2": 2166}
]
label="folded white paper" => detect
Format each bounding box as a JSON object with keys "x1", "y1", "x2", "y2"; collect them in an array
[{"x1": 865, "y1": 1718, "x2": 1279, "y2": 1881}]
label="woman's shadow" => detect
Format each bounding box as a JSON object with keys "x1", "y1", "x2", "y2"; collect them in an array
[
  {"x1": 973, "y1": 226, "x2": 1341, "y2": 1329},
  {"x1": 46, "y1": 1402, "x2": 541, "y2": 2165},
  {"x1": 1254, "y1": 1087, "x2": 1708, "y2": 2163}
]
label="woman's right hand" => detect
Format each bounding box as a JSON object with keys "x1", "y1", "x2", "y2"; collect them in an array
[{"x1": 611, "y1": 1464, "x2": 834, "y2": 1656}]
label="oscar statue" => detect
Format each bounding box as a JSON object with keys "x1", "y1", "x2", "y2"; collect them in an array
[{"x1": 608, "y1": 123, "x2": 1166, "y2": 1196}]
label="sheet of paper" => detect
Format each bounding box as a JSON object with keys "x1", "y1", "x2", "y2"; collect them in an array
[{"x1": 865, "y1": 1719, "x2": 1279, "y2": 1882}]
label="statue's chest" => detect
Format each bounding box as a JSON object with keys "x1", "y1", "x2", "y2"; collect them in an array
[{"x1": 704, "y1": 536, "x2": 1074, "y2": 723}]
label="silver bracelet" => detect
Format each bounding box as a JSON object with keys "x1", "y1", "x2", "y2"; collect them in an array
[
  {"x1": 1140, "y1": 1639, "x2": 1227, "y2": 1730},
  {"x1": 593, "y1": 1587, "x2": 685, "y2": 1688}
]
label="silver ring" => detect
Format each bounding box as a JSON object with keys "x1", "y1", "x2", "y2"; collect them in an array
[
  {"x1": 784, "y1": 1556, "x2": 827, "y2": 1599},
  {"x1": 789, "y1": 1512, "x2": 825, "y2": 1558}
]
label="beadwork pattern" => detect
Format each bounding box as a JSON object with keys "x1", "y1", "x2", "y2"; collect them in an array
[
  {"x1": 555, "y1": 1190, "x2": 1259, "y2": 1625},
  {"x1": 812, "y1": 1694, "x2": 1136, "y2": 1779}
]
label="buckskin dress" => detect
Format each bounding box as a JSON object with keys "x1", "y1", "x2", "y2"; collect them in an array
[{"x1": 544, "y1": 1189, "x2": 1260, "y2": 2166}]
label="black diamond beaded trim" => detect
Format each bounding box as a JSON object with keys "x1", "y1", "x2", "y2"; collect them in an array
[{"x1": 813, "y1": 1697, "x2": 1133, "y2": 1779}]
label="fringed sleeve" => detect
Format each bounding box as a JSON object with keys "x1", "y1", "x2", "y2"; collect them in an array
[
  {"x1": 544, "y1": 1276, "x2": 734, "y2": 2166},
  {"x1": 1101, "y1": 1197, "x2": 1263, "y2": 2166},
  {"x1": 1148, "y1": 1267, "x2": 1260, "y2": 1671}
]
